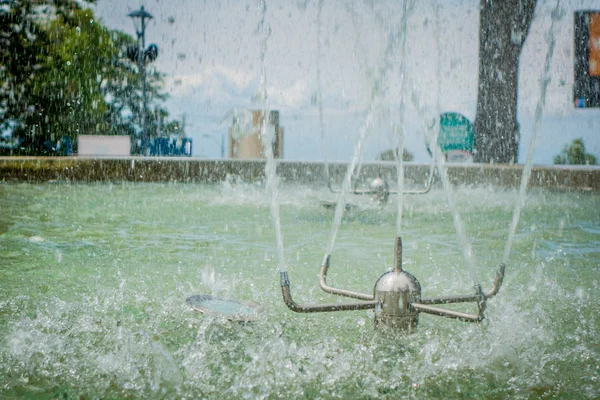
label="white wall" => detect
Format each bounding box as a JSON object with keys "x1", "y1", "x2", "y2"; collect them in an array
[{"x1": 78, "y1": 135, "x2": 131, "y2": 156}]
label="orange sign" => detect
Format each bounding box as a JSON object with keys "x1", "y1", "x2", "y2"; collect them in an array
[{"x1": 590, "y1": 13, "x2": 600, "y2": 76}]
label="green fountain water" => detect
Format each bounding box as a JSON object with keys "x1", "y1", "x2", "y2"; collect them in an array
[{"x1": 0, "y1": 181, "x2": 598, "y2": 398}]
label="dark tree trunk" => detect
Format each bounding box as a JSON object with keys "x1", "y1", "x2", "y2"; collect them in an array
[{"x1": 474, "y1": 0, "x2": 536, "y2": 164}]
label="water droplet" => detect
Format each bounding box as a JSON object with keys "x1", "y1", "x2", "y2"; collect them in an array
[
  {"x1": 530, "y1": 224, "x2": 537, "y2": 231},
  {"x1": 66, "y1": 61, "x2": 71, "y2": 66}
]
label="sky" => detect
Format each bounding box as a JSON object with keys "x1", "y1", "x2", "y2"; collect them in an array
[{"x1": 94, "y1": 0, "x2": 600, "y2": 164}]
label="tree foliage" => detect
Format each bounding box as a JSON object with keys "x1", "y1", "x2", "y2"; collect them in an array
[
  {"x1": 0, "y1": 0, "x2": 180, "y2": 155},
  {"x1": 377, "y1": 148, "x2": 414, "y2": 162},
  {"x1": 553, "y1": 138, "x2": 597, "y2": 165}
]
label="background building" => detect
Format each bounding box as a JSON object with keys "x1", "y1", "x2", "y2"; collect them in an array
[{"x1": 229, "y1": 110, "x2": 283, "y2": 159}]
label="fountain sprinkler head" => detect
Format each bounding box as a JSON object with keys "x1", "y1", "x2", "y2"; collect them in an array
[
  {"x1": 325, "y1": 166, "x2": 434, "y2": 200},
  {"x1": 373, "y1": 269, "x2": 422, "y2": 332},
  {"x1": 280, "y1": 236, "x2": 506, "y2": 332},
  {"x1": 324, "y1": 173, "x2": 433, "y2": 208},
  {"x1": 372, "y1": 237, "x2": 421, "y2": 331},
  {"x1": 369, "y1": 177, "x2": 390, "y2": 205}
]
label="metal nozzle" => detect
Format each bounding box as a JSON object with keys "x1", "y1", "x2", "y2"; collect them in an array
[
  {"x1": 280, "y1": 271, "x2": 377, "y2": 313},
  {"x1": 485, "y1": 263, "x2": 505, "y2": 298},
  {"x1": 319, "y1": 254, "x2": 374, "y2": 301},
  {"x1": 413, "y1": 263, "x2": 506, "y2": 322},
  {"x1": 394, "y1": 236, "x2": 403, "y2": 274},
  {"x1": 280, "y1": 271, "x2": 290, "y2": 287}
]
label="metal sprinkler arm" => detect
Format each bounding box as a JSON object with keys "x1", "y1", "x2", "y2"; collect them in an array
[
  {"x1": 484, "y1": 263, "x2": 505, "y2": 298},
  {"x1": 280, "y1": 271, "x2": 377, "y2": 313},
  {"x1": 411, "y1": 264, "x2": 506, "y2": 322},
  {"x1": 317, "y1": 238, "x2": 404, "y2": 301},
  {"x1": 401, "y1": 168, "x2": 434, "y2": 194},
  {"x1": 351, "y1": 170, "x2": 433, "y2": 195},
  {"x1": 419, "y1": 264, "x2": 506, "y2": 305},
  {"x1": 326, "y1": 179, "x2": 359, "y2": 194},
  {"x1": 410, "y1": 302, "x2": 483, "y2": 322},
  {"x1": 419, "y1": 293, "x2": 484, "y2": 305},
  {"x1": 319, "y1": 255, "x2": 375, "y2": 301},
  {"x1": 326, "y1": 169, "x2": 433, "y2": 195}
]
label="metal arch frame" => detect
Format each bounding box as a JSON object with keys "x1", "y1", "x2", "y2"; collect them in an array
[
  {"x1": 280, "y1": 236, "x2": 505, "y2": 323},
  {"x1": 325, "y1": 162, "x2": 435, "y2": 197}
]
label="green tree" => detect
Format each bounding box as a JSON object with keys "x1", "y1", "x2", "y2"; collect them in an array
[
  {"x1": 0, "y1": 1, "x2": 180, "y2": 155},
  {"x1": 377, "y1": 148, "x2": 414, "y2": 162},
  {"x1": 0, "y1": 0, "x2": 51, "y2": 149},
  {"x1": 28, "y1": 7, "x2": 115, "y2": 146},
  {"x1": 553, "y1": 138, "x2": 597, "y2": 165}
]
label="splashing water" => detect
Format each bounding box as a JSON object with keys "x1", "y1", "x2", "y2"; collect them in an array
[
  {"x1": 317, "y1": 0, "x2": 329, "y2": 186},
  {"x1": 325, "y1": 105, "x2": 375, "y2": 255},
  {"x1": 256, "y1": 0, "x2": 286, "y2": 274},
  {"x1": 503, "y1": 0, "x2": 562, "y2": 266},
  {"x1": 325, "y1": 9, "x2": 413, "y2": 256},
  {"x1": 404, "y1": 1, "x2": 482, "y2": 288},
  {"x1": 432, "y1": 139, "x2": 480, "y2": 287},
  {"x1": 394, "y1": 123, "x2": 405, "y2": 236},
  {"x1": 0, "y1": 183, "x2": 598, "y2": 398},
  {"x1": 411, "y1": 89, "x2": 480, "y2": 288},
  {"x1": 393, "y1": 0, "x2": 409, "y2": 238}
]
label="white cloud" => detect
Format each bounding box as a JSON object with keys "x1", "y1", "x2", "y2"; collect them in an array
[
  {"x1": 268, "y1": 79, "x2": 310, "y2": 109},
  {"x1": 165, "y1": 65, "x2": 257, "y2": 97}
]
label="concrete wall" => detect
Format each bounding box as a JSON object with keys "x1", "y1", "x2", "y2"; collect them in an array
[{"x1": 0, "y1": 157, "x2": 598, "y2": 191}]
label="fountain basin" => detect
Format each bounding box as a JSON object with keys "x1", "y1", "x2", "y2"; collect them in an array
[{"x1": 0, "y1": 181, "x2": 598, "y2": 398}]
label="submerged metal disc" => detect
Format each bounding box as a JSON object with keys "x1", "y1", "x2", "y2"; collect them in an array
[{"x1": 186, "y1": 294, "x2": 259, "y2": 322}]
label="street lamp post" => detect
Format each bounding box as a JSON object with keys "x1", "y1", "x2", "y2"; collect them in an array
[{"x1": 127, "y1": 6, "x2": 157, "y2": 155}]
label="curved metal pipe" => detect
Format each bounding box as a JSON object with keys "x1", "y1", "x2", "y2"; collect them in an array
[
  {"x1": 411, "y1": 264, "x2": 506, "y2": 322},
  {"x1": 281, "y1": 271, "x2": 377, "y2": 313},
  {"x1": 419, "y1": 264, "x2": 505, "y2": 305},
  {"x1": 402, "y1": 163, "x2": 434, "y2": 194},
  {"x1": 410, "y1": 303, "x2": 482, "y2": 322},
  {"x1": 419, "y1": 293, "x2": 481, "y2": 305},
  {"x1": 326, "y1": 165, "x2": 434, "y2": 196},
  {"x1": 319, "y1": 255, "x2": 374, "y2": 301},
  {"x1": 484, "y1": 263, "x2": 505, "y2": 298}
]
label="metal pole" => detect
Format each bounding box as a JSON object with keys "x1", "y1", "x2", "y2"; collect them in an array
[
  {"x1": 128, "y1": 6, "x2": 153, "y2": 156},
  {"x1": 394, "y1": 236, "x2": 403, "y2": 274}
]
